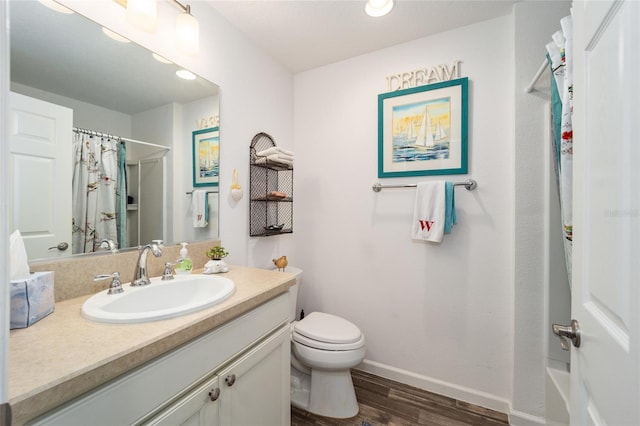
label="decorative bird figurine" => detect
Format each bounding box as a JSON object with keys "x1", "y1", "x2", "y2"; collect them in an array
[{"x1": 273, "y1": 255, "x2": 288, "y2": 272}]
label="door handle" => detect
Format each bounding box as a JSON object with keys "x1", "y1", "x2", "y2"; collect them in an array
[
  {"x1": 48, "y1": 242, "x2": 69, "y2": 251},
  {"x1": 552, "y1": 319, "x2": 581, "y2": 351}
]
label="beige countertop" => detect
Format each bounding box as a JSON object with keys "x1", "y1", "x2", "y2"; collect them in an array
[{"x1": 8, "y1": 266, "x2": 295, "y2": 425}]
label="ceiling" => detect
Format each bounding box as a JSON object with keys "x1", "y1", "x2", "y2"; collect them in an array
[
  {"x1": 207, "y1": 0, "x2": 517, "y2": 73},
  {"x1": 8, "y1": 1, "x2": 516, "y2": 115}
]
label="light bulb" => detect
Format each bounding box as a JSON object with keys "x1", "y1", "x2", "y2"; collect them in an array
[
  {"x1": 176, "y1": 69, "x2": 196, "y2": 80},
  {"x1": 127, "y1": 0, "x2": 157, "y2": 33},
  {"x1": 176, "y1": 11, "x2": 199, "y2": 55},
  {"x1": 365, "y1": 0, "x2": 394, "y2": 17},
  {"x1": 152, "y1": 53, "x2": 172, "y2": 64}
]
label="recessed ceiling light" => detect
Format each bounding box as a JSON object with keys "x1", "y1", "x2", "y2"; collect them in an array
[
  {"x1": 102, "y1": 27, "x2": 131, "y2": 43},
  {"x1": 176, "y1": 69, "x2": 196, "y2": 80},
  {"x1": 38, "y1": 0, "x2": 74, "y2": 14},
  {"x1": 152, "y1": 53, "x2": 173, "y2": 64},
  {"x1": 365, "y1": 0, "x2": 394, "y2": 17}
]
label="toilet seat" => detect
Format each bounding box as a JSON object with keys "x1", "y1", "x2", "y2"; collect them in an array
[{"x1": 293, "y1": 312, "x2": 364, "y2": 351}]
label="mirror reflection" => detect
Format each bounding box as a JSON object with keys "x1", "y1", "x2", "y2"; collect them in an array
[{"x1": 8, "y1": 1, "x2": 220, "y2": 262}]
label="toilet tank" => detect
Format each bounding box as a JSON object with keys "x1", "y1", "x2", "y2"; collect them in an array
[{"x1": 283, "y1": 266, "x2": 302, "y2": 322}]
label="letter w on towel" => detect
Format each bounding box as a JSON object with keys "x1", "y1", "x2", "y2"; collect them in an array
[{"x1": 411, "y1": 181, "x2": 456, "y2": 242}]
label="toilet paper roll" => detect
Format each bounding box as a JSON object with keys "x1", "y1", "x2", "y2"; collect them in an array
[{"x1": 10, "y1": 230, "x2": 30, "y2": 281}]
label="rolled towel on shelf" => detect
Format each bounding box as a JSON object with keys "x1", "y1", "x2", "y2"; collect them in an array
[
  {"x1": 256, "y1": 146, "x2": 295, "y2": 158},
  {"x1": 255, "y1": 154, "x2": 294, "y2": 168}
]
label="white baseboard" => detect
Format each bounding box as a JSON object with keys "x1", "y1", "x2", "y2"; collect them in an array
[
  {"x1": 357, "y1": 359, "x2": 546, "y2": 426},
  {"x1": 508, "y1": 409, "x2": 547, "y2": 426}
]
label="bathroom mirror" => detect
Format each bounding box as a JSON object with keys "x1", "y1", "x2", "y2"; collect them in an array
[{"x1": 8, "y1": 1, "x2": 220, "y2": 262}]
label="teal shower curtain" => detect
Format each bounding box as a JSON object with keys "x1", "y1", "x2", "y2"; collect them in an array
[
  {"x1": 72, "y1": 131, "x2": 127, "y2": 253},
  {"x1": 546, "y1": 15, "x2": 573, "y2": 283}
]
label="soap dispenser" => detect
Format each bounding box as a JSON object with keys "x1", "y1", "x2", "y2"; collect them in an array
[{"x1": 174, "y1": 242, "x2": 193, "y2": 274}]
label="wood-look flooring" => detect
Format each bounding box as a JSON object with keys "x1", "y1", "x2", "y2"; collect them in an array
[{"x1": 291, "y1": 370, "x2": 510, "y2": 426}]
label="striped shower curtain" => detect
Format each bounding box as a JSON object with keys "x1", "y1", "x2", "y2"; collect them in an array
[
  {"x1": 72, "y1": 132, "x2": 126, "y2": 253},
  {"x1": 546, "y1": 15, "x2": 573, "y2": 282}
]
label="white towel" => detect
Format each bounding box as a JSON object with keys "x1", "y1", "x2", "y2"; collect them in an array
[
  {"x1": 192, "y1": 190, "x2": 209, "y2": 228},
  {"x1": 255, "y1": 154, "x2": 294, "y2": 167},
  {"x1": 411, "y1": 181, "x2": 446, "y2": 242},
  {"x1": 256, "y1": 146, "x2": 295, "y2": 158}
]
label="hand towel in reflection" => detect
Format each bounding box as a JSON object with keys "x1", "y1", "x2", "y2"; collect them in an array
[
  {"x1": 411, "y1": 181, "x2": 446, "y2": 242},
  {"x1": 192, "y1": 190, "x2": 209, "y2": 228}
]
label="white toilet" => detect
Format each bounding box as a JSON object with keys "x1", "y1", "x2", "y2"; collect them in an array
[{"x1": 285, "y1": 267, "x2": 366, "y2": 419}]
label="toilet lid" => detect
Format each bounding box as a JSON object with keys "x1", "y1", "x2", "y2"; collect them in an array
[{"x1": 293, "y1": 312, "x2": 362, "y2": 344}]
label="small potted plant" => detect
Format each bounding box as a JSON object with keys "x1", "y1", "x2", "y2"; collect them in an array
[
  {"x1": 207, "y1": 246, "x2": 229, "y2": 260},
  {"x1": 204, "y1": 246, "x2": 229, "y2": 274}
]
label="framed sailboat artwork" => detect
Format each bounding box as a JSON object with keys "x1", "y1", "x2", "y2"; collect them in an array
[
  {"x1": 192, "y1": 126, "x2": 220, "y2": 187},
  {"x1": 377, "y1": 77, "x2": 468, "y2": 178}
]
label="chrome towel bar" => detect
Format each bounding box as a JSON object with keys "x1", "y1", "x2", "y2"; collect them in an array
[
  {"x1": 372, "y1": 179, "x2": 477, "y2": 192},
  {"x1": 186, "y1": 190, "x2": 219, "y2": 195}
]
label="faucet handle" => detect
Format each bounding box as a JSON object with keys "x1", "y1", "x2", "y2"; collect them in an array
[
  {"x1": 94, "y1": 272, "x2": 123, "y2": 295},
  {"x1": 162, "y1": 262, "x2": 175, "y2": 281}
]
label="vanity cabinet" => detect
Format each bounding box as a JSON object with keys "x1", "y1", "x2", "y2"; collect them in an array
[
  {"x1": 249, "y1": 132, "x2": 293, "y2": 237},
  {"x1": 146, "y1": 326, "x2": 290, "y2": 426},
  {"x1": 29, "y1": 294, "x2": 290, "y2": 426}
]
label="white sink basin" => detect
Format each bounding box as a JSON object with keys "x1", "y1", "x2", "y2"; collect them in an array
[{"x1": 82, "y1": 275, "x2": 235, "y2": 324}]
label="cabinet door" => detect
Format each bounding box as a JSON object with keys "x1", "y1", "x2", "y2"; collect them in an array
[
  {"x1": 218, "y1": 325, "x2": 290, "y2": 426},
  {"x1": 143, "y1": 375, "x2": 220, "y2": 426}
]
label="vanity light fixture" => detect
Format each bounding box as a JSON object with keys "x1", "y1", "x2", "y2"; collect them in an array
[
  {"x1": 173, "y1": 1, "x2": 200, "y2": 55},
  {"x1": 176, "y1": 69, "x2": 196, "y2": 80},
  {"x1": 113, "y1": 0, "x2": 199, "y2": 55},
  {"x1": 126, "y1": 0, "x2": 158, "y2": 33},
  {"x1": 365, "y1": 0, "x2": 394, "y2": 17}
]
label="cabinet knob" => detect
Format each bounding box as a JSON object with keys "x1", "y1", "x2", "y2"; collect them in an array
[
  {"x1": 208, "y1": 387, "x2": 221, "y2": 401},
  {"x1": 225, "y1": 374, "x2": 236, "y2": 387}
]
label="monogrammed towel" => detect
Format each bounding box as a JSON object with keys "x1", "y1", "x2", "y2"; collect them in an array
[
  {"x1": 192, "y1": 189, "x2": 209, "y2": 228},
  {"x1": 411, "y1": 181, "x2": 446, "y2": 242}
]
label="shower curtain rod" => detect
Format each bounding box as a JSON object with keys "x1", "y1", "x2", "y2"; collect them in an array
[
  {"x1": 372, "y1": 179, "x2": 477, "y2": 192},
  {"x1": 524, "y1": 58, "x2": 550, "y2": 93},
  {"x1": 73, "y1": 127, "x2": 171, "y2": 151}
]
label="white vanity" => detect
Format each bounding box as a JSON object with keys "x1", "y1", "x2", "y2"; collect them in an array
[{"x1": 8, "y1": 266, "x2": 295, "y2": 426}]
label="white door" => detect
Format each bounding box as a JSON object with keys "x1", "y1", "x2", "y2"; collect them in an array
[
  {"x1": 570, "y1": 1, "x2": 640, "y2": 424},
  {"x1": 9, "y1": 92, "x2": 73, "y2": 260}
]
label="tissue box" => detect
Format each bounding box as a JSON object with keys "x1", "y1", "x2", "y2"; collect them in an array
[{"x1": 10, "y1": 271, "x2": 55, "y2": 329}]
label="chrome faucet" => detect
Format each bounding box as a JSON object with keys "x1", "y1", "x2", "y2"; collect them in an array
[{"x1": 131, "y1": 242, "x2": 163, "y2": 286}]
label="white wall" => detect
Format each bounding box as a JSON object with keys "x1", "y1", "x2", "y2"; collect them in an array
[
  {"x1": 176, "y1": 96, "x2": 221, "y2": 245},
  {"x1": 11, "y1": 82, "x2": 132, "y2": 135},
  {"x1": 294, "y1": 15, "x2": 515, "y2": 412}
]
